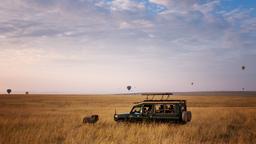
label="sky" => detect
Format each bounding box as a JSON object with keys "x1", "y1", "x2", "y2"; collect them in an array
[{"x1": 0, "y1": 0, "x2": 256, "y2": 94}]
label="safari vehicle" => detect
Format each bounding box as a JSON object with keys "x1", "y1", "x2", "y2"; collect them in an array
[{"x1": 114, "y1": 93, "x2": 192, "y2": 123}]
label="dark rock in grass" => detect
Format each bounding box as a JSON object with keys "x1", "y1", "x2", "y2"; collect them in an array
[{"x1": 83, "y1": 115, "x2": 99, "y2": 124}]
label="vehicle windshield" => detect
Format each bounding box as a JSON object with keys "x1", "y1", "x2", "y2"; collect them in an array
[{"x1": 131, "y1": 105, "x2": 141, "y2": 114}]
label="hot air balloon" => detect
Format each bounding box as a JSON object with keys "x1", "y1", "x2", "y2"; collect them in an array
[
  {"x1": 7, "y1": 89, "x2": 11, "y2": 95},
  {"x1": 127, "y1": 85, "x2": 132, "y2": 91}
]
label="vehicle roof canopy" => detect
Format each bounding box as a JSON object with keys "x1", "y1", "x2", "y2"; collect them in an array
[
  {"x1": 134, "y1": 100, "x2": 186, "y2": 105},
  {"x1": 140, "y1": 92, "x2": 174, "y2": 101},
  {"x1": 141, "y1": 92, "x2": 173, "y2": 96},
  {"x1": 133, "y1": 92, "x2": 186, "y2": 105}
]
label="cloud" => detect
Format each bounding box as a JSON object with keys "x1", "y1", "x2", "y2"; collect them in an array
[
  {"x1": 193, "y1": 0, "x2": 220, "y2": 14},
  {"x1": 95, "y1": 0, "x2": 145, "y2": 12},
  {"x1": 0, "y1": 0, "x2": 255, "y2": 52},
  {"x1": 149, "y1": 0, "x2": 169, "y2": 6},
  {"x1": 111, "y1": 0, "x2": 145, "y2": 11},
  {"x1": 119, "y1": 19, "x2": 154, "y2": 29},
  {"x1": 0, "y1": 0, "x2": 255, "y2": 60}
]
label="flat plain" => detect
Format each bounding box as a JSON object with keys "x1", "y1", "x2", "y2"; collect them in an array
[{"x1": 0, "y1": 94, "x2": 256, "y2": 144}]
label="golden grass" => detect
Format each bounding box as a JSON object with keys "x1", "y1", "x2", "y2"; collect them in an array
[{"x1": 0, "y1": 95, "x2": 256, "y2": 144}]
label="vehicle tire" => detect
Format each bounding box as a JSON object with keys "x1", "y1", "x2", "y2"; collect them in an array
[
  {"x1": 186, "y1": 111, "x2": 192, "y2": 122},
  {"x1": 182, "y1": 111, "x2": 188, "y2": 122}
]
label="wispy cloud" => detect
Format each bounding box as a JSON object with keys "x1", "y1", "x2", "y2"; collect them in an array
[{"x1": 149, "y1": 0, "x2": 169, "y2": 6}]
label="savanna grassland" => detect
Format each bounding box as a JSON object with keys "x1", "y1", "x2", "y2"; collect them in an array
[{"x1": 0, "y1": 94, "x2": 256, "y2": 144}]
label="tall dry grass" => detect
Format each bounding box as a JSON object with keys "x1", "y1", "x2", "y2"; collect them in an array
[{"x1": 0, "y1": 95, "x2": 256, "y2": 144}]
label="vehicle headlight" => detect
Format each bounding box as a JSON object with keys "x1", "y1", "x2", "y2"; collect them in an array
[{"x1": 114, "y1": 114, "x2": 118, "y2": 118}]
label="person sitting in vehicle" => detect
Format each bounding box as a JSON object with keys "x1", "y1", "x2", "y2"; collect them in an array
[
  {"x1": 159, "y1": 105, "x2": 164, "y2": 113},
  {"x1": 147, "y1": 106, "x2": 153, "y2": 113},
  {"x1": 169, "y1": 105, "x2": 175, "y2": 113},
  {"x1": 143, "y1": 107, "x2": 148, "y2": 113}
]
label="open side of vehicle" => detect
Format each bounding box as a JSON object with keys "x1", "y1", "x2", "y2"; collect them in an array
[{"x1": 114, "y1": 93, "x2": 192, "y2": 123}]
